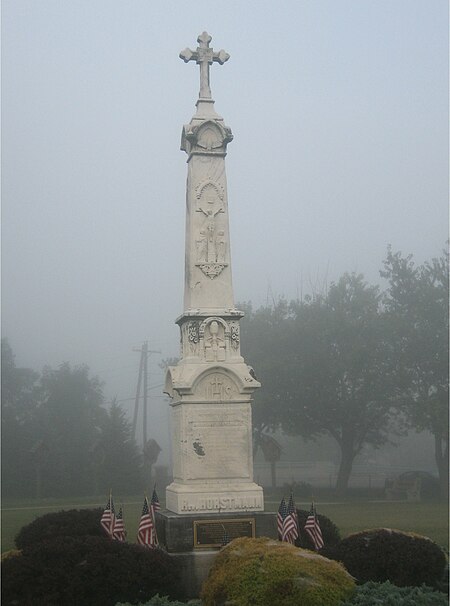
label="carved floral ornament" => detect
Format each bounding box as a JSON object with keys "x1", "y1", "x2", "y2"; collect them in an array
[{"x1": 230, "y1": 324, "x2": 240, "y2": 349}]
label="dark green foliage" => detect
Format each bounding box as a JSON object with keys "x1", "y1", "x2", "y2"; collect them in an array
[
  {"x1": 294, "y1": 508, "x2": 341, "y2": 551},
  {"x1": 96, "y1": 400, "x2": 143, "y2": 495},
  {"x1": 2, "y1": 535, "x2": 181, "y2": 606},
  {"x1": 382, "y1": 248, "x2": 449, "y2": 499},
  {"x1": 1, "y1": 340, "x2": 144, "y2": 499},
  {"x1": 322, "y1": 528, "x2": 446, "y2": 588},
  {"x1": 240, "y1": 273, "x2": 400, "y2": 495},
  {"x1": 339, "y1": 581, "x2": 449, "y2": 605},
  {"x1": 38, "y1": 363, "x2": 107, "y2": 497},
  {"x1": 1, "y1": 338, "x2": 40, "y2": 498},
  {"x1": 116, "y1": 596, "x2": 201, "y2": 606},
  {"x1": 15, "y1": 508, "x2": 104, "y2": 549}
]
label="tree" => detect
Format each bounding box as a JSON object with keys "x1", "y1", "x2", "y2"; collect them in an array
[
  {"x1": 38, "y1": 363, "x2": 107, "y2": 496},
  {"x1": 381, "y1": 247, "x2": 449, "y2": 498},
  {"x1": 96, "y1": 398, "x2": 143, "y2": 495},
  {"x1": 241, "y1": 273, "x2": 399, "y2": 494},
  {"x1": 1, "y1": 338, "x2": 40, "y2": 497}
]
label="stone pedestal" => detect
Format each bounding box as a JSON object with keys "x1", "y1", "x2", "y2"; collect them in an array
[
  {"x1": 155, "y1": 510, "x2": 277, "y2": 598},
  {"x1": 156, "y1": 510, "x2": 277, "y2": 552}
]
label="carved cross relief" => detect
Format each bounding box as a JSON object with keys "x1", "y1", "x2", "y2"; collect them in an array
[
  {"x1": 195, "y1": 181, "x2": 228, "y2": 279},
  {"x1": 180, "y1": 32, "x2": 230, "y2": 99}
]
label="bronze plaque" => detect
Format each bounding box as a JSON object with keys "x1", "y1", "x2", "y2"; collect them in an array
[{"x1": 193, "y1": 518, "x2": 255, "y2": 549}]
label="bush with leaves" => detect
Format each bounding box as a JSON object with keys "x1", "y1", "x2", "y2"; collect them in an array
[
  {"x1": 15, "y1": 508, "x2": 104, "y2": 549},
  {"x1": 322, "y1": 528, "x2": 446, "y2": 588},
  {"x1": 116, "y1": 596, "x2": 201, "y2": 606},
  {"x1": 339, "y1": 581, "x2": 448, "y2": 605},
  {"x1": 294, "y1": 508, "x2": 341, "y2": 551},
  {"x1": 201, "y1": 537, "x2": 355, "y2": 606},
  {"x1": 2, "y1": 535, "x2": 181, "y2": 606}
]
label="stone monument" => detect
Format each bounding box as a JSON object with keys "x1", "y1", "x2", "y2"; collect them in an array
[{"x1": 157, "y1": 33, "x2": 276, "y2": 597}]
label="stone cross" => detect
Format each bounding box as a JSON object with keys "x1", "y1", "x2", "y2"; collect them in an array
[{"x1": 180, "y1": 32, "x2": 230, "y2": 99}]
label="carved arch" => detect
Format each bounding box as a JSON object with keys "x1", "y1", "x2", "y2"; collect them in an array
[
  {"x1": 199, "y1": 316, "x2": 228, "y2": 338},
  {"x1": 195, "y1": 179, "x2": 224, "y2": 201},
  {"x1": 191, "y1": 366, "x2": 241, "y2": 400}
]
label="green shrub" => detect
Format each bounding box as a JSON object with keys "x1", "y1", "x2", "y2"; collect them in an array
[
  {"x1": 116, "y1": 596, "x2": 201, "y2": 606},
  {"x1": 338, "y1": 581, "x2": 449, "y2": 605},
  {"x1": 15, "y1": 508, "x2": 104, "y2": 549},
  {"x1": 2, "y1": 535, "x2": 181, "y2": 606},
  {"x1": 322, "y1": 528, "x2": 446, "y2": 588},
  {"x1": 201, "y1": 536, "x2": 355, "y2": 606},
  {"x1": 295, "y1": 508, "x2": 341, "y2": 551}
]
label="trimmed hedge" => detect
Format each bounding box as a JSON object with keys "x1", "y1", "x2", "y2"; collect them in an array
[
  {"x1": 295, "y1": 508, "x2": 341, "y2": 551},
  {"x1": 2, "y1": 535, "x2": 181, "y2": 606},
  {"x1": 201, "y1": 536, "x2": 355, "y2": 606},
  {"x1": 322, "y1": 528, "x2": 447, "y2": 588},
  {"x1": 116, "y1": 596, "x2": 201, "y2": 606},
  {"x1": 339, "y1": 581, "x2": 449, "y2": 605},
  {"x1": 15, "y1": 508, "x2": 104, "y2": 549}
]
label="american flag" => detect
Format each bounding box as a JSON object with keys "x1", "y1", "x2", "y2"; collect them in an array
[
  {"x1": 137, "y1": 497, "x2": 157, "y2": 548},
  {"x1": 304, "y1": 502, "x2": 324, "y2": 551},
  {"x1": 100, "y1": 494, "x2": 115, "y2": 538},
  {"x1": 221, "y1": 525, "x2": 231, "y2": 546},
  {"x1": 150, "y1": 486, "x2": 161, "y2": 517},
  {"x1": 283, "y1": 492, "x2": 299, "y2": 544},
  {"x1": 277, "y1": 497, "x2": 287, "y2": 540},
  {"x1": 113, "y1": 506, "x2": 126, "y2": 542}
]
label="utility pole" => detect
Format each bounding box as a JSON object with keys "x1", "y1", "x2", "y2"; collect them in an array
[
  {"x1": 132, "y1": 341, "x2": 161, "y2": 445},
  {"x1": 132, "y1": 349, "x2": 144, "y2": 438},
  {"x1": 143, "y1": 341, "x2": 148, "y2": 446}
]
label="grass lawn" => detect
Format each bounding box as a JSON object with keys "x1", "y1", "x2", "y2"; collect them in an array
[{"x1": 2, "y1": 494, "x2": 448, "y2": 553}]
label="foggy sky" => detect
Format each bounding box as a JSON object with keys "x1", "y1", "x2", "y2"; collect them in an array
[{"x1": 2, "y1": 1, "x2": 448, "y2": 460}]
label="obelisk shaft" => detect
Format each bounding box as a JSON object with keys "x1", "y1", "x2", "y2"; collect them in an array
[
  {"x1": 179, "y1": 32, "x2": 234, "y2": 312},
  {"x1": 164, "y1": 33, "x2": 263, "y2": 515}
]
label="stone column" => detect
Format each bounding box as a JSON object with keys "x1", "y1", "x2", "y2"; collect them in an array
[{"x1": 164, "y1": 33, "x2": 264, "y2": 515}]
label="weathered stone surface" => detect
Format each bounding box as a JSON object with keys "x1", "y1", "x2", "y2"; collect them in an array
[{"x1": 164, "y1": 33, "x2": 263, "y2": 515}]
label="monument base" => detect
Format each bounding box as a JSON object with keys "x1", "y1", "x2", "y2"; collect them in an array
[
  {"x1": 155, "y1": 510, "x2": 277, "y2": 598},
  {"x1": 166, "y1": 481, "x2": 264, "y2": 515}
]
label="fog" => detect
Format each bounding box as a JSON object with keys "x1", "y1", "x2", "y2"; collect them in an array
[{"x1": 2, "y1": 1, "x2": 448, "y2": 464}]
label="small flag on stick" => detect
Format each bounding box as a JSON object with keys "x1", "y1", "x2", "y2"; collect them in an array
[
  {"x1": 150, "y1": 485, "x2": 161, "y2": 517},
  {"x1": 137, "y1": 497, "x2": 158, "y2": 548},
  {"x1": 149, "y1": 485, "x2": 160, "y2": 547},
  {"x1": 113, "y1": 506, "x2": 127, "y2": 542},
  {"x1": 277, "y1": 494, "x2": 298, "y2": 543},
  {"x1": 277, "y1": 497, "x2": 287, "y2": 540},
  {"x1": 284, "y1": 492, "x2": 299, "y2": 544},
  {"x1": 100, "y1": 493, "x2": 115, "y2": 538},
  {"x1": 304, "y1": 502, "x2": 324, "y2": 551},
  {"x1": 221, "y1": 525, "x2": 231, "y2": 546}
]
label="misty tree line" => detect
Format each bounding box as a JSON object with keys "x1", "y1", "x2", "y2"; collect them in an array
[
  {"x1": 241, "y1": 247, "x2": 448, "y2": 498},
  {"x1": 2, "y1": 247, "x2": 448, "y2": 499},
  {"x1": 1, "y1": 349, "x2": 143, "y2": 498}
]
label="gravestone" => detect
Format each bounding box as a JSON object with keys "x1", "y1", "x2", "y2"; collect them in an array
[{"x1": 156, "y1": 33, "x2": 276, "y2": 597}]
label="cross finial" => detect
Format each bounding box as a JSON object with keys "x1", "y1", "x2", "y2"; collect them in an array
[{"x1": 180, "y1": 32, "x2": 230, "y2": 99}]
